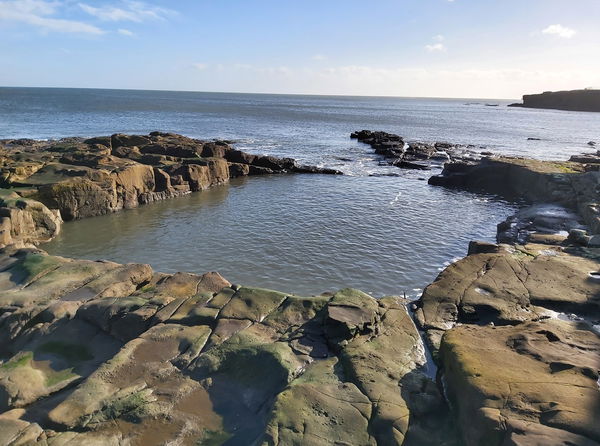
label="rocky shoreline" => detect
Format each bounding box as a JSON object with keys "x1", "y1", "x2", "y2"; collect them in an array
[
  {"x1": 351, "y1": 130, "x2": 489, "y2": 170},
  {"x1": 0, "y1": 132, "x2": 599, "y2": 445},
  {"x1": 0, "y1": 133, "x2": 339, "y2": 246}
]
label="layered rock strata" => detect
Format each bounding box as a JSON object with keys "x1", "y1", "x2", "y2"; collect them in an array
[
  {"x1": 0, "y1": 132, "x2": 339, "y2": 245},
  {"x1": 508, "y1": 89, "x2": 600, "y2": 112}
]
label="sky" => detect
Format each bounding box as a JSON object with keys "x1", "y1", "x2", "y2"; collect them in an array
[{"x1": 0, "y1": 0, "x2": 599, "y2": 98}]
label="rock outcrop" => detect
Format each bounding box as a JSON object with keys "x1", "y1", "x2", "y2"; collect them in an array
[
  {"x1": 0, "y1": 191, "x2": 61, "y2": 246},
  {"x1": 351, "y1": 130, "x2": 487, "y2": 170},
  {"x1": 0, "y1": 133, "x2": 340, "y2": 226},
  {"x1": 0, "y1": 248, "x2": 458, "y2": 446},
  {"x1": 420, "y1": 152, "x2": 600, "y2": 446},
  {"x1": 441, "y1": 320, "x2": 600, "y2": 445},
  {"x1": 1, "y1": 130, "x2": 600, "y2": 445},
  {"x1": 509, "y1": 89, "x2": 600, "y2": 112},
  {"x1": 429, "y1": 156, "x2": 600, "y2": 234}
]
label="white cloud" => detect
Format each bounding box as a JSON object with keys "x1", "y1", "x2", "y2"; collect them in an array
[
  {"x1": 117, "y1": 28, "x2": 134, "y2": 36},
  {"x1": 192, "y1": 63, "x2": 208, "y2": 71},
  {"x1": 186, "y1": 63, "x2": 598, "y2": 99},
  {"x1": 542, "y1": 24, "x2": 576, "y2": 39},
  {"x1": 313, "y1": 54, "x2": 327, "y2": 61},
  {"x1": 78, "y1": 1, "x2": 176, "y2": 22},
  {"x1": 0, "y1": 0, "x2": 103, "y2": 34},
  {"x1": 433, "y1": 34, "x2": 444, "y2": 42},
  {"x1": 425, "y1": 43, "x2": 446, "y2": 52}
]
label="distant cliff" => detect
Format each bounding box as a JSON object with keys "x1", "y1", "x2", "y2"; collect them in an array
[{"x1": 508, "y1": 89, "x2": 600, "y2": 112}]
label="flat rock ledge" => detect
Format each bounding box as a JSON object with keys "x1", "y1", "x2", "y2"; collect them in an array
[
  {"x1": 417, "y1": 153, "x2": 600, "y2": 446},
  {"x1": 0, "y1": 132, "x2": 340, "y2": 246},
  {"x1": 0, "y1": 140, "x2": 599, "y2": 445},
  {"x1": 0, "y1": 246, "x2": 456, "y2": 446}
]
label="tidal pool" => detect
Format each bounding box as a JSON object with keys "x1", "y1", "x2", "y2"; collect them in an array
[{"x1": 44, "y1": 173, "x2": 518, "y2": 297}]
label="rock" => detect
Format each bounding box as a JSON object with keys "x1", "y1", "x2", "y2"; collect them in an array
[
  {"x1": 405, "y1": 142, "x2": 436, "y2": 160},
  {"x1": 0, "y1": 132, "x2": 338, "y2": 223},
  {"x1": 252, "y1": 155, "x2": 296, "y2": 171},
  {"x1": 200, "y1": 142, "x2": 230, "y2": 158},
  {"x1": 0, "y1": 417, "x2": 45, "y2": 445},
  {"x1": 509, "y1": 89, "x2": 600, "y2": 112},
  {"x1": 224, "y1": 149, "x2": 256, "y2": 164},
  {"x1": 496, "y1": 204, "x2": 584, "y2": 245},
  {"x1": 429, "y1": 156, "x2": 600, "y2": 234},
  {"x1": 440, "y1": 320, "x2": 600, "y2": 445},
  {"x1": 416, "y1": 245, "x2": 600, "y2": 355},
  {"x1": 588, "y1": 234, "x2": 600, "y2": 247},
  {"x1": 110, "y1": 133, "x2": 151, "y2": 148},
  {"x1": 391, "y1": 160, "x2": 430, "y2": 170},
  {"x1": 293, "y1": 165, "x2": 343, "y2": 175},
  {"x1": 83, "y1": 136, "x2": 112, "y2": 147},
  {"x1": 569, "y1": 153, "x2": 600, "y2": 164},
  {"x1": 467, "y1": 240, "x2": 499, "y2": 255},
  {"x1": 262, "y1": 357, "x2": 375, "y2": 445},
  {"x1": 568, "y1": 228, "x2": 590, "y2": 246},
  {"x1": 0, "y1": 196, "x2": 61, "y2": 246},
  {"x1": 588, "y1": 141, "x2": 596, "y2": 146},
  {"x1": 0, "y1": 247, "x2": 459, "y2": 445}
]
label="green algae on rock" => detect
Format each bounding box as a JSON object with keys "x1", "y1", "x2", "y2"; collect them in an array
[{"x1": 0, "y1": 247, "x2": 452, "y2": 445}]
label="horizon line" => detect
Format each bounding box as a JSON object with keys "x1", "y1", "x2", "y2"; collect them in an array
[{"x1": 0, "y1": 84, "x2": 521, "y2": 102}]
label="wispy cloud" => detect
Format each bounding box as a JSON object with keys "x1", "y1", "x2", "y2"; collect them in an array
[
  {"x1": 118, "y1": 28, "x2": 134, "y2": 36},
  {"x1": 313, "y1": 54, "x2": 327, "y2": 61},
  {"x1": 542, "y1": 24, "x2": 576, "y2": 39},
  {"x1": 425, "y1": 43, "x2": 445, "y2": 52},
  {"x1": 192, "y1": 63, "x2": 208, "y2": 71},
  {"x1": 78, "y1": 1, "x2": 176, "y2": 22},
  {"x1": 0, "y1": 0, "x2": 103, "y2": 34},
  {"x1": 425, "y1": 34, "x2": 446, "y2": 52}
]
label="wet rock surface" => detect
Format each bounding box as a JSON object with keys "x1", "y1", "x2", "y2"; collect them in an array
[{"x1": 351, "y1": 130, "x2": 488, "y2": 170}]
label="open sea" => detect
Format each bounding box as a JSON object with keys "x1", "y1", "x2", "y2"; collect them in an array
[{"x1": 2, "y1": 87, "x2": 599, "y2": 296}]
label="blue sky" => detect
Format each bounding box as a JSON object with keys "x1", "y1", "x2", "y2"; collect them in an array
[{"x1": 0, "y1": 0, "x2": 598, "y2": 98}]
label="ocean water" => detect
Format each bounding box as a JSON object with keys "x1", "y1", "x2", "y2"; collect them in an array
[{"x1": 3, "y1": 87, "x2": 598, "y2": 296}]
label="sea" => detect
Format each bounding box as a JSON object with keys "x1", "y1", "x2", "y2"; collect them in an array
[{"x1": 2, "y1": 87, "x2": 598, "y2": 297}]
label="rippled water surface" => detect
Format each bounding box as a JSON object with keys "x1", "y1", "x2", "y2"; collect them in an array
[
  {"x1": 45, "y1": 174, "x2": 517, "y2": 296},
  {"x1": 4, "y1": 87, "x2": 595, "y2": 295}
]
